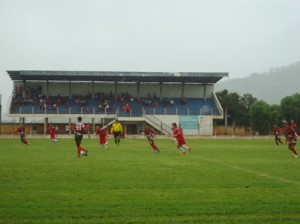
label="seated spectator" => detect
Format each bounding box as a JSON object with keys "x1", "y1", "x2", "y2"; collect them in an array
[
  {"x1": 170, "y1": 99, "x2": 175, "y2": 107},
  {"x1": 181, "y1": 97, "x2": 188, "y2": 105},
  {"x1": 104, "y1": 103, "x2": 110, "y2": 112},
  {"x1": 52, "y1": 103, "x2": 57, "y2": 110},
  {"x1": 98, "y1": 103, "x2": 103, "y2": 111}
]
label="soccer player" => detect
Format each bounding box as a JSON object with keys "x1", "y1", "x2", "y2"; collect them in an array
[
  {"x1": 144, "y1": 126, "x2": 160, "y2": 153},
  {"x1": 71, "y1": 116, "x2": 90, "y2": 158},
  {"x1": 291, "y1": 120, "x2": 297, "y2": 132},
  {"x1": 17, "y1": 125, "x2": 29, "y2": 146},
  {"x1": 47, "y1": 124, "x2": 59, "y2": 144},
  {"x1": 284, "y1": 122, "x2": 298, "y2": 158},
  {"x1": 171, "y1": 125, "x2": 177, "y2": 143},
  {"x1": 111, "y1": 119, "x2": 123, "y2": 145},
  {"x1": 281, "y1": 120, "x2": 289, "y2": 143},
  {"x1": 96, "y1": 125, "x2": 108, "y2": 148},
  {"x1": 171, "y1": 122, "x2": 191, "y2": 154},
  {"x1": 273, "y1": 124, "x2": 283, "y2": 145}
]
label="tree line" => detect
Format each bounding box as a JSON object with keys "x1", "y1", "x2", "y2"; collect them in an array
[{"x1": 216, "y1": 90, "x2": 300, "y2": 135}]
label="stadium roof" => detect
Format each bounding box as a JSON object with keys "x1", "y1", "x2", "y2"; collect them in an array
[{"x1": 7, "y1": 70, "x2": 228, "y2": 84}]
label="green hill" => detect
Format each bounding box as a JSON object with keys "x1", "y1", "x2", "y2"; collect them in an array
[{"x1": 215, "y1": 61, "x2": 300, "y2": 104}]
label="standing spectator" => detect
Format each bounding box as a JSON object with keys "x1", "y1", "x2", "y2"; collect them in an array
[{"x1": 125, "y1": 104, "x2": 131, "y2": 115}]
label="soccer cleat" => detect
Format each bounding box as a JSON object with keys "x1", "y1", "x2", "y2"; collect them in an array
[
  {"x1": 85, "y1": 150, "x2": 88, "y2": 156},
  {"x1": 188, "y1": 147, "x2": 192, "y2": 153},
  {"x1": 295, "y1": 154, "x2": 298, "y2": 158},
  {"x1": 182, "y1": 151, "x2": 186, "y2": 154}
]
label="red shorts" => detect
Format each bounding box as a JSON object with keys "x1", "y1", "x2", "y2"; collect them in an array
[
  {"x1": 176, "y1": 137, "x2": 185, "y2": 146},
  {"x1": 50, "y1": 133, "x2": 56, "y2": 139},
  {"x1": 100, "y1": 136, "x2": 106, "y2": 145}
]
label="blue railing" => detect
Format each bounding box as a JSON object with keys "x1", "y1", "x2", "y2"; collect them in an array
[{"x1": 10, "y1": 98, "x2": 221, "y2": 116}]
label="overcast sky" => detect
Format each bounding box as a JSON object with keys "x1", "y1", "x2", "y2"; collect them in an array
[{"x1": 1, "y1": 0, "x2": 300, "y2": 112}]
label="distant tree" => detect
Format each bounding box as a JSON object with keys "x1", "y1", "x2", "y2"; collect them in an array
[
  {"x1": 216, "y1": 90, "x2": 257, "y2": 134},
  {"x1": 268, "y1": 104, "x2": 281, "y2": 126},
  {"x1": 237, "y1": 93, "x2": 257, "y2": 129},
  {"x1": 280, "y1": 93, "x2": 300, "y2": 126},
  {"x1": 216, "y1": 90, "x2": 240, "y2": 134},
  {"x1": 249, "y1": 100, "x2": 271, "y2": 135}
]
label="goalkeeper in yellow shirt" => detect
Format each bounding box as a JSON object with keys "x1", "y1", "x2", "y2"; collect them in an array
[{"x1": 111, "y1": 120, "x2": 123, "y2": 145}]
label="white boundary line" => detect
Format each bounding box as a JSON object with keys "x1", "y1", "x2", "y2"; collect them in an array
[
  {"x1": 195, "y1": 155, "x2": 300, "y2": 186},
  {"x1": 110, "y1": 138, "x2": 300, "y2": 186}
]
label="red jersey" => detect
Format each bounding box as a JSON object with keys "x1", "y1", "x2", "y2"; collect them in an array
[
  {"x1": 286, "y1": 127, "x2": 297, "y2": 142},
  {"x1": 273, "y1": 127, "x2": 282, "y2": 137},
  {"x1": 173, "y1": 127, "x2": 185, "y2": 145},
  {"x1": 144, "y1": 127, "x2": 155, "y2": 140},
  {"x1": 47, "y1": 126, "x2": 56, "y2": 139},
  {"x1": 291, "y1": 123, "x2": 297, "y2": 132},
  {"x1": 17, "y1": 127, "x2": 26, "y2": 135},
  {"x1": 96, "y1": 128, "x2": 107, "y2": 144}
]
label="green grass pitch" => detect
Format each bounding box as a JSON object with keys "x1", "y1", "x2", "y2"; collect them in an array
[{"x1": 1, "y1": 137, "x2": 300, "y2": 224}]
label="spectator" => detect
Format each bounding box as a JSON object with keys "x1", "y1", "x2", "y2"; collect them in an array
[{"x1": 124, "y1": 104, "x2": 131, "y2": 115}]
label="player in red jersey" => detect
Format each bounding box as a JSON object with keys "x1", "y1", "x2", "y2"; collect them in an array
[
  {"x1": 47, "y1": 124, "x2": 59, "y2": 144},
  {"x1": 284, "y1": 122, "x2": 298, "y2": 158},
  {"x1": 96, "y1": 125, "x2": 108, "y2": 148},
  {"x1": 291, "y1": 120, "x2": 297, "y2": 132},
  {"x1": 171, "y1": 122, "x2": 191, "y2": 154},
  {"x1": 144, "y1": 126, "x2": 160, "y2": 153},
  {"x1": 273, "y1": 124, "x2": 283, "y2": 145},
  {"x1": 71, "y1": 116, "x2": 89, "y2": 158},
  {"x1": 17, "y1": 125, "x2": 29, "y2": 146}
]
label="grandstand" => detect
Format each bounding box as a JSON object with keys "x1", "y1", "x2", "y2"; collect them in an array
[{"x1": 6, "y1": 70, "x2": 228, "y2": 135}]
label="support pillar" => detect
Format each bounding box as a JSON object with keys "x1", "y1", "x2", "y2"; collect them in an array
[
  {"x1": 46, "y1": 80, "x2": 49, "y2": 98},
  {"x1": 159, "y1": 82, "x2": 163, "y2": 101},
  {"x1": 137, "y1": 81, "x2": 140, "y2": 100},
  {"x1": 115, "y1": 81, "x2": 118, "y2": 101},
  {"x1": 92, "y1": 118, "x2": 95, "y2": 133},
  {"x1": 181, "y1": 82, "x2": 185, "y2": 98},
  {"x1": 92, "y1": 81, "x2": 95, "y2": 100},
  {"x1": 44, "y1": 117, "x2": 48, "y2": 135},
  {"x1": 68, "y1": 118, "x2": 72, "y2": 135},
  {"x1": 22, "y1": 80, "x2": 26, "y2": 98},
  {"x1": 69, "y1": 81, "x2": 72, "y2": 99}
]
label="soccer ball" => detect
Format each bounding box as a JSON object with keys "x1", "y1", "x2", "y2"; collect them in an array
[{"x1": 81, "y1": 150, "x2": 87, "y2": 156}]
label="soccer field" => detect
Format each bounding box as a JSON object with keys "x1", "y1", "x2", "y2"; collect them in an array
[{"x1": 1, "y1": 137, "x2": 300, "y2": 224}]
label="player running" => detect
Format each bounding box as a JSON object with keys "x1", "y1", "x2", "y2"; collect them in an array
[
  {"x1": 96, "y1": 125, "x2": 108, "y2": 148},
  {"x1": 47, "y1": 124, "x2": 59, "y2": 144},
  {"x1": 273, "y1": 124, "x2": 283, "y2": 145},
  {"x1": 284, "y1": 122, "x2": 298, "y2": 158},
  {"x1": 144, "y1": 126, "x2": 160, "y2": 153},
  {"x1": 17, "y1": 125, "x2": 29, "y2": 146},
  {"x1": 71, "y1": 116, "x2": 90, "y2": 158},
  {"x1": 171, "y1": 122, "x2": 191, "y2": 154}
]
